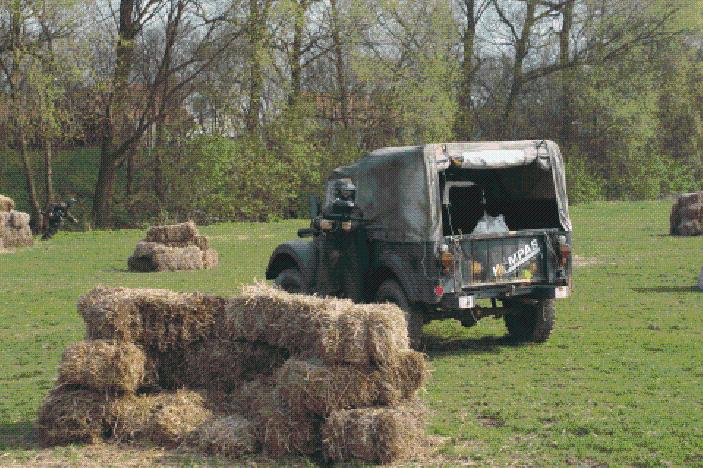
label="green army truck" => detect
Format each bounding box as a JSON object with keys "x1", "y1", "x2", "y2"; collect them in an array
[{"x1": 266, "y1": 141, "x2": 573, "y2": 348}]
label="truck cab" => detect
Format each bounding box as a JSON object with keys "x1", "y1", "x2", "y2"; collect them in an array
[{"x1": 266, "y1": 140, "x2": 573, "y2": 348}]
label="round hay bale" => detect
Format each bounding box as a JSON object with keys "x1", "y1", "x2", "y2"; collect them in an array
[
  {"x1": 679, "y1": 219, "x2": 702, "y2": 236},
  {"x1": 698, "y1": 266, "x2": 703, "y2": 292},
  {"x1": 58, "y1": 340, "x2": 146, "y2": 393},
  {"x1": 0, "y1": 194, "x2": 15, "y2": 212},
  {"x1": 322, "y1": 405, "x2": 426, "y2": 464},
  {"x1": 37, "y1": 386, "x2": 112, "y2": 446},
  {"x1": 146, "y1": 221, "x2": 198, "y2": 243},
  {"x1": 186, "y1": 415, "x2": 258, "y2": 459}
]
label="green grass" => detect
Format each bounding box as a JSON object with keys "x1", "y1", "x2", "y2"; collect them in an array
[{"x1": 1, "y1": 201, "x2": 702, "y2": 465}]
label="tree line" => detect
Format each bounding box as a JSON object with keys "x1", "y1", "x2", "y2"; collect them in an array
[{"x1": 1, "y1": 0, "x2": 701, "y2": 229}]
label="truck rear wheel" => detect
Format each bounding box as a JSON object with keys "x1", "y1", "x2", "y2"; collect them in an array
[
  {"x1": 275, "y1": 268, "x2": 303, "y2": 294},
  {"x1": 375, "y1": 279, "x2": 423, "y2": 350},
  {"x1": 503, "y1": 298, "x2": 555, "y2": 343}
]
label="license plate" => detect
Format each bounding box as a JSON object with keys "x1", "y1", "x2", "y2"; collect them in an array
[
  {"x1": 555, "y1": 286, "x2": 570, "y2": 299},
  {"x1": 458, "y1": 295, "x2": 475, "y2": 309}
]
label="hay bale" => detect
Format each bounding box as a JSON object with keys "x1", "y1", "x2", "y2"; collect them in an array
[
  {"x1": 322, "y1": 405, "x2": 425, "y2": 464},
  {"x1": 0, "y1": 194, "x2": 14, "y2": 212},
  {"x1": 185, "y1": 340, "x2": 287, "y2": 392},
  {"x1": 187, "y1": 415, "x2": 258, "y2": 458},
  {"x1": 698, "y1": 266, "x2": 703, "y2": 291},
  {"x1": 110, "y1": 390, "x2": 211, "y2": 446},
  {"x1": 0, "y1": 212, "x2": 33, "y2": 247},
  {"x1": 671, "y1": 192, "x2": 703, "y2": 236},
  {"x1": 79, "y1": 287, "x2": 145, "y2": 343},
  {"x1": 260, "y1": 406, "x2": 322, "y2": 458},
  {"x1": 79, "y1": 287, "x2": 226, "y2": 352},
  {"x1": 58, "y1": 340, "x2": 146, "y2": 393},
  {"x1": 202, "y1": 248, "x2": 219, "y2": 269},
  {"x1": 275, "y1": 353, "x2": 427, "y2": 416},
  {"x1": 129, "y1": 243, "x2": 205, "y2": 272},
  {"x1": 37, "y1": 387, "x2": 111, "y2": 446},
  {"x1": 146, "y1": 221, "x2": 198, "y2": 243},
  {"x1": 223, "y1": 283, "x2": 409, "y2": 366},
  {"x1": 228, "y1": 379, "x2": 321, "y2": 457},
  {"x1": 9, "y1": 210, "x2": 30, "y2": 228}
]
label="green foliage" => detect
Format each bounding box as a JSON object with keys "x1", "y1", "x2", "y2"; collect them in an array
[{"x1": 564, "y1": 149, "x2": 605, "y2": 204}]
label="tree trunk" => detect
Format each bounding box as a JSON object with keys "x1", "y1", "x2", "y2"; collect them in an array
[
  {"x1": 501, "y1": 0, "x2": 538, "y2": 139},
  {"x1": 154, "y1": 120, "x2": 166, "y2": 205},
  {"x1": 93, "y1": 0, "x2": 137, "y2": 227},
  {"x1": 559, "y1": 0, "x2": 575, "y2": 146},
  {"x1": 247, "y1": 0, "x2": 264, "y2": 132},
  {"x1": 126, "y1": 149, "x2": 135, "y2": 197},
  {"x1": 18, "y1": 125, "x2": 42, "y2": 232},
  {"x1": 289, "y1": 0, "x2": 307, "y2": 106},
  {"x1": 455, "y1": 0, "x2": 477, "y2": 140},
  {"x1": 330, "y1": 0, "x2": 349, "y2": 128}
]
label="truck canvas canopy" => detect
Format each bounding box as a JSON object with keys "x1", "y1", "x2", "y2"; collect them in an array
[{"x1": 325, "y1": 140, "x2": 571, "y2": 243}]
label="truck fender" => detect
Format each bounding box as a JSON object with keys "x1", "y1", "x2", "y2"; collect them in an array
[
  {"x1": 367, "y1": 253, "x2": 422, "y2": 304},
  {"x1": 265, "y1": 239, "x2": 316, "y2": 291}
]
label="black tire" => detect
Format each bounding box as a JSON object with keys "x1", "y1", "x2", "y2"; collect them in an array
[
  {"x1": 503, "y1": 298, "x2": 555, "y2": 343},
  {"x1": 275, "y1": 268, "x2": 304, "y2": 294},
  {"x1": 375, "y1": 279, "x2": 423, "y2": 350}
]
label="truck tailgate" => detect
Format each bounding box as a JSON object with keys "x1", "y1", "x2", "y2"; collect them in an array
[{"x1": 455, "y1": 231, "x2": 555, "y2": 287}]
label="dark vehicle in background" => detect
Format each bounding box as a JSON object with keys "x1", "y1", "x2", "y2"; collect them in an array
[{"x1": 266, "y1": 141, "x2": 573, "y2": 347}]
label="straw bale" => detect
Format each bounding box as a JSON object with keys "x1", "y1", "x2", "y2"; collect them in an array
[
  {"x1": 185, "y1": 340, "x2": 287, "y2": 391},
  {"x1": 0, "y1": 219, "x2": 33, "y2": 247},
  {"x1": 682, "y1": 203, "x2": 703, "y2": 221},
  {"x1": 679, "y1": 219, "x2": 702, "y2": 236},
  {"x1": 146, "y1": 221, "x2": 198, "y2": 243},
  {"x1": 202, "y1": 248, "x2": 219, "y2": 269},
  {"x1": 138, "y1": 292, "x2": 226, "y2": 351},
  {"x1": 227, "y1": 379, "x2": 321, "y2": 457},
  {"x1": 109, "y1": 390, "x2": 211, "y2": 446},
  {"x1": 698, "y1": 265, "x2": 703, "y2": 291},
  {"x1": 58, "y1": 340, "x2": 146, "y2": 393},
  {"x1": 223, "y1": 283, "x2": 409, "y2": 366},
  {"x1": 260, "y1": 406, "x2": 322, "y2": 458},
  {"x1": 79, "y1": 287, "x2": 226, "y2": 351},
  {"x1": 322, "y1": 405, "x2": 426, "y2": 464},
  {"x1": 129, "y1": 244, "x2": 205, "y2": 272},
  {"x1": 187, "y1": 415, "x2": 258, "y2": 459},
  {"x1": 79, "y1": 287, "x2": 144, "y2": 343},
  {"x1": 0, "y1": 194, "x2": 14, "y2": 212},
  {"x1": 37, "y1": 386, "x2": 112, "y2": 446},
  {"x1": 275, "y1": 353, "x2": 426, "y2": 416},
  {"x1": 10, "y1": 210, "x2": 30, "y2": 228}
]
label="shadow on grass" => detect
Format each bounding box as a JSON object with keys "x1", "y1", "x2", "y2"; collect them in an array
[
  {"x1": 0, "y1": 421, "x2": 37, "y2": 451},
  {"x1": 632, "y1": 286, "x2": 700, "y2": 293},
  {"x1": 422, "y1": 334, "x2": 518, "y2": 357}
]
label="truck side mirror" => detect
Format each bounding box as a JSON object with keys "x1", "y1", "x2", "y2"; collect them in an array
[{"x1": 309, "y1": 195, "x2": 321, "y2": 218}]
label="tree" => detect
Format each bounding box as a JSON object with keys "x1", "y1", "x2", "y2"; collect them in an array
[{"x1": 91, "y1": 0, "x2": 238, "y2": 227}]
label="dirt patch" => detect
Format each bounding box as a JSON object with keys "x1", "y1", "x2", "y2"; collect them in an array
[{"x1": 573, "y1": 255, "x2": 600, "y2": 267}]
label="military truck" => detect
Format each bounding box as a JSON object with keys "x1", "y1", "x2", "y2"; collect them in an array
[{"x1": 266, "y1": 141, "x2": 573, "y2": 347}]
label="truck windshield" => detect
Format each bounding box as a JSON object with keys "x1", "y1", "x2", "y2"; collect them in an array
[{"x1": 439, "y1": 165, "x2": 562, "y2": 236}]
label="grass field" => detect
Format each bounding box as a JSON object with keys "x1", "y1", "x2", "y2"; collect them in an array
[{"x1": 1, "y1": 201, "x2": 701, "y2": 466}]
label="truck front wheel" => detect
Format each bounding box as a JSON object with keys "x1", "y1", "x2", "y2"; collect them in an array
[
  {"x1": 503, "y1": 298, "x2": 555, "y2": 343},
  {"x1": 375, "y1": 279, "x2": 423, "y2": 350},
  {"x1": 275, "y1": 268, "x2": 303, "y2": 294}
]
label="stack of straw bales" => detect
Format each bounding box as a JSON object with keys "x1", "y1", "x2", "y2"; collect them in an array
[
  {"x1": 38, "y1": 284, "x2": 428, "y2": 463},
  {"x1": 670, "y1": 191, "x2": 703, "y2": 236},
  {"x1": 0, "y1": 194, "x2": 33, "y2": 248},
  {"x1": 128, "y1": 221, "x2": 218, "y2": 272}
]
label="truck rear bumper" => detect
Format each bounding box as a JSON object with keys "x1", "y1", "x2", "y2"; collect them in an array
[{"x1": 439, "y1": 284, "x2": 569, "y2": 309}]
